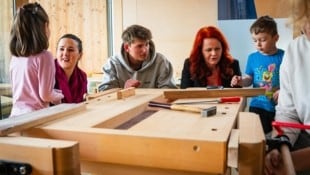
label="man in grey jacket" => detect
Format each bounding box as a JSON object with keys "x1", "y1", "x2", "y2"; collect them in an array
[{"x1": 98, "y1": 24, "x2": 177, "y2": 91}]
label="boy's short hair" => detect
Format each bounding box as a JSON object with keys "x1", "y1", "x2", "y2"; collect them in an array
[
  {"x1": 250, "y1": 15, "x2": 278, "y2": 36},
  {"x1": 122, "y1": 24, "x2": 152, "y2": 44}
]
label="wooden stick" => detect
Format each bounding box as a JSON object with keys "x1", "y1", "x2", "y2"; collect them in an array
[
  {"x1": 281, "y1": 144, "x2": 296, "y2": 175},
  {"x1": 0, "y1": 103, "x2": 86, "y2": 136},
  {"x1": 164, "y1": 88, "x2": 266, "y2": 100}
]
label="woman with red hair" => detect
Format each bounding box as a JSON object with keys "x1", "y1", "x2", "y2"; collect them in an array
[{"x1": 181, "y1": 26, "x2": 241, "y2": 88}]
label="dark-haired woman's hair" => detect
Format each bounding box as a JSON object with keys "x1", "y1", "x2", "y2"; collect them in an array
[
  {"x1": 9, "y1": 2, "x2": 49, "y2": 57},
  {"x1": 58, "y1": 33, "x2": 83, "y2": 53},
  {"x1": 189, "y1": 26, "x2": 234, "y2": 84}
]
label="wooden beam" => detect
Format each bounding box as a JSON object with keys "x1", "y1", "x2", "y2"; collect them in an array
[
  {"x1": 163, "y1": 88, "x2": 266, "y2": 100},
  {"x1": 238, "y1": 112, "x2": 265, "y2": 175},
  {"x1": 0, "y1": 103, "x2": 86, "y2": 136}
]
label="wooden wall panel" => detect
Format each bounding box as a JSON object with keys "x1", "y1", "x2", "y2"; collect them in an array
[
  {"x1": 16, "y1": 0, "x2": 28, "y2": 8},
  {"x1": 254, "y1": 0, "x2": 290, "y2": 18},
  {"x1": 30, "y1": 0, "x2": 108, "y2": 76}
]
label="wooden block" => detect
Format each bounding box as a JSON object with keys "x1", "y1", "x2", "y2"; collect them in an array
[
  {"x1": 238, "y1": 112, "x2": 265, "y2": 175},
  {"x1": 0, "y1": 136, "x2": 80, "y2": 174},
  {"x1": 163, "y1": 88, "x2": 266, "y2": 100},
  {"x1": 85, "y1": 88, "x2": 121, "y2": 101},
  {"x1": 117, "y1": 87, "x2": 135, "y2": 99},
  {"x1": 0, "y1": 103, "x2": 86, "y2": 136},
  {"x1": 227, "y1": 129, "x2": 239, "y2": 168}
]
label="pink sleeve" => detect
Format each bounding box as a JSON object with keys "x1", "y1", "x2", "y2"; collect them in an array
[{"x1": 37, "y1": 51, "x2": 64, "y2": 103}]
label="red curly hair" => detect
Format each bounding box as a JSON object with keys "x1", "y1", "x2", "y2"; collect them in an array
[{"x1": 189, "y1": 26, "x2": 234, "y2": 84}]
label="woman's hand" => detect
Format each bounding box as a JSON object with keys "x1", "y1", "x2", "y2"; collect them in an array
[{"x1": 230, "y1": 75, "x2": 242, "y2": 87}]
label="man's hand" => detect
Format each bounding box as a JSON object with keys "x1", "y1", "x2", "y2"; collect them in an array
[{"x1": 124, "y1": 79, "x2": 141, "y2": 88}]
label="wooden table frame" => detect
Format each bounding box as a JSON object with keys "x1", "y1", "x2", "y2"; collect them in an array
[{"x1": 0, "y1": 88, "x2": 265, "y2": 175}]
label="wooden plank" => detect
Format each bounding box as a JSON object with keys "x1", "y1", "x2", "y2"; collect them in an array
[
  {"x1": 227, "y1": 129, "x2": 239, "y2": 168},
  {"x1": 238, "y1": 112, "x2": 265, "y2": 175},
  {"x1": 163, "y1": 88, "x2": 266, "y2": 100},
  {"x1": 0, "y1": 103, "x2": 86, "y2": 136},
  {"x1": 0, "y1": 136, "x2": 80, "y2": 175}
]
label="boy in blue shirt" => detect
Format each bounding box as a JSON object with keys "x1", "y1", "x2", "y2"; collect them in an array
[{"x1": 231, "y1": 16, "x2": 284, "y2": 136}]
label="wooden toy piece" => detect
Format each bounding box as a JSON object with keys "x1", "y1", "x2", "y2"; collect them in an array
[
  {"x1": 85, "y1": 88, "x2": 121, "y2": 101},
  {"x1": 117, "y1": 87, "x2": 136, "y2": 99}
]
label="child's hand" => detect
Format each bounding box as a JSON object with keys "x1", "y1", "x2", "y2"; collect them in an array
[
  {"x1": 51, "y1": 99, "x2": 62, "y2": 105},
  {"x1": 273, "y1": 90, "x2": 280, "y2": 103},
  {"x1": 231, "y1": 75, "x2": 242, "y2": 87}
]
